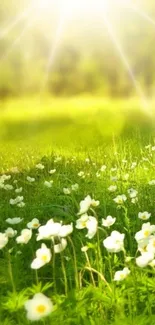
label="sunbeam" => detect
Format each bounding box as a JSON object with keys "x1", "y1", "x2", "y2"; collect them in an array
[
  {"x1": 101, "y1": 6, "x2": 149, "y2": 111},
  {"x1": 0, "y1": 11, "x2": 42, "y2": 62},
  {"x1": 0, "y1": 2, "x2": 36, "y2": 40},
  {"x1": 41, "y1": 1, "x2": 72, "y2": 93},
  {"x1": 118, "y1": 0, "x2": 155, "y2": 27}
]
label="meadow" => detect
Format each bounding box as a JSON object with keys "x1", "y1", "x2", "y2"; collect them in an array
[{"x1": 0, "y1": 97, "x2": 155, "y2": 325}]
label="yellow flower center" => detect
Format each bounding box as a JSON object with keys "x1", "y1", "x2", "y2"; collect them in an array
[
  {"x1": 81, "y1": 221, "x2": 87, "y2": 227},
  {"x1": 41, "y1": 255, "x2": 48, "y2": 262},
  {"x1": 33, "y1": 223, "x2": 39, "y2": 228},
  {"x1": 36, "y1": 304, "x2": 46, "y2": 313},
  {"x1": 153, "y1": 241, "x2": 155, "y2": 247},
  {"x1": 144, "y1": 230, "x2": 150, "y2": 237},
  {"x1": 120, "y1": 274, "x2": 125, "y2": 279}
]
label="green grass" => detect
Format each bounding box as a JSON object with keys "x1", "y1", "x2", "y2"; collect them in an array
[{"x1": 0, "y1": 97, "x2": 155, "y2": 324}]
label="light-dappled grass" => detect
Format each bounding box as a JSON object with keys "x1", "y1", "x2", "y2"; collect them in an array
[{"x1": 0, "y1": 97, "x2": 155, "y2": 324}]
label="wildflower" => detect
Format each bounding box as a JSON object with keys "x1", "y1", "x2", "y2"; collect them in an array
[
  {"x1": 152, "y1": 146, "x2": 155, "y2": 151},
  {"x1": 76, "y1": 214, "x2": 98, "y2": 239},
  {"x1": 102, "y1": 216, "x2": 116, "y2": 228},
  {"x1": 58, "y1": 223, "x2": 73, "y2": 237},
  {"x1": 36, "y1": 163, "x2": 44, "y2": 170},
  {"x1": 71, "y1": 183, "x2": 79, "y2": 191},
  {"x1": 17, "y1": 202, "x2": 25, "y2": 208},
  {"x1": 81, "y1": 246, "x2": 89, "y2": 252},
  {"x1": 148, "y1": 180, "x2": 155, "y2": 185},
  {"x1": 108, "y1": 185, "x2": 117, "y2": 192},
  {"x1": 5, "y1": 227, "x2": 17, "y2": 238},
  {"x1": 122, "y1": 173, "x2": 129, "y2": 181},
  {"x1": 138, "y1": 211, "x2": 151, "y2": 221},
  {"x1": 54, "y1": 238, "x2": 67, "y2": 253},
  {"x1": 9, "y1": 196, "x2": 24, "y2": 205},
  {"x1": 114, "y1": 267, "x2": 130, "y2": 281},
  {"x1": 135, "y1": 222, "x2": 155, "y2": 242},
  {"x1": 110, "y1": 176, "x2": 119, "y2": 182},
  {"x1": 100, "y1": 165, "x2": 107, "y2": 172},
  {"x1": 85, "y1": 158, "x2": 90, "y2": 163},
  {"x1": 16, "y1": 229, "x2": 32, "y2": 244},
  {"x1": 27, "y1": 218, "x2": 40, "y2": 229},
  {"x1": 96, "y1": 172, "x2": 101, "y2": 178},
  {"x1": 131, "y1": 162, "x2": 137, "y2": 169},
  {"x1": 49, "y1": 169, "x2": 56, "y2": 174},
  {"x1": 136, "y1": 252, "x2": 154, "y2": 268},
  {"x1": 10, "y1": 167, "x2": 19, "y2": 174},
  {"x1": 15, "y1": 187, "x2": 23, "y2": 193},
  {"x1": 25, "y1": 293, "x2": 53, "y2": 321},
  {"x1": 131, "y1": 197, "x2": 138, "y2": 204},
  {"x1": 6, "y1": 217, "x2": 23, "y2": 225},
  {"x1": 78, "y1": 171, "x2": 85, "y2": 178},
  {"x1": 127, "y1": 188, "x2": 138, "y2": 198},
  {"x1": 31, "y1": 244, "x2": 51, "y2": 269},
  {"x1": 4, "y1": 184, "x2": 14, "y2": 191},
  {"x1": 0, "y1": 233, "x2": 8, "y2": 249},
  {"x1": 78, "y1": 195, "x2": 99, "y2": 215},
  {"x1": 146, "y1": 236, "x2": 155, "y2": 254},
  {"x1": 103, "y1": 231, "x2": 125, "y2": 253},
  {"x1": 54, "y1": 156, "x2": 62, "y2": 163},
  {"x1": 44, "y1": 180, "x2": 53, "y2": 188},
  {"x1": 63, "y1": 188, "x2": 71, "y2": 195},
  {"x1": 113, "y1": 194, "x2": 127, "y2": 205},
  {"x1": 27, "y1": 176, "x2": 35, "y2": 182},
  {"x1": 36, "y1": 220, "x2": 62, "y2": 241}
]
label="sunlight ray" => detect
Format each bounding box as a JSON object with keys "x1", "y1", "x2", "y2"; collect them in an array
[
  {"x1": 0, "y1": 2, "x2": 35, "y2": 40},
  {"x1": 40, "y1": 2, "x2": 72, "y2": 93},
  {"x1": 118, "y1": 0, "x2": 155, "y2": 27},
  {"x1": 0, "y1": 13, "x2": 41, "y2": 62},
  {"x1": 102, "y1": 9, "x2": 149, "y2": 110}
]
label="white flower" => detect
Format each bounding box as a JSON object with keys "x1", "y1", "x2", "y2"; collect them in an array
[
  {"x1": 9, "y1": 196, "x2": 24, "y2": 205},
  {"x1": 136, "y1": 252, "x2": 154, "y2": 268},
  {"x1": 15, "y1": 187, "x2": 23, "y2": 193},
  {"x1": 85, "y1": 216, "x2": 98, "y2": 239},
  {"x1": 25, "y1": 293, "x2": 53, "y2": 321},
  {"x1": 78, "y1": 195, "x2": 99, "y2": 215},
  {"x1": 58, "y1": 224, "x2": 73, "y2": 237},
  {"x1": 27, "y1": 176, "x2": 35, "y2": 183},
  {"x1": 37, "y1": 220, "x2": 62, "y2": 241},
  {"x1": 78, "y1": 171, "x2": 85, "y2": 178},
  {"x1": 131, "y1": 197, "x2": 138, "y2": 204},
  {"x1": 49, "y1": 169, "x2": 56, "y2": 174},
  {"x1": 148, "y1": 180, "x2": 155, "y2": 185},
  {"x1": 4, "y1": 184, "x2": 14, "y2": 191},
  {"x1": 10, "y1": 167, "x2": 19, "y2": 174},
  {"x1": 63, "y1": 188, "x2": 71, "y2": 195},
  {"x1": 100, "y1": 165, "x2": 107, "y2": 172},
  {"x1": 0, "y1": 233, "x2": 8, "y2": 249},
  {"x1": 146, "y1": 236, "x2": 155, "y2": 254},
  {"x1": 16, "y1": 229, "x2": 32, "y2": 244},
  {"x1": 85, "y1": 158, "x2": 90, "y2": 163},
  {"x1": 17, "y1": 202, "x2": 25, "y2": 208},
  {"x1": 127, "y1": 188, "x2": 138, "y2": 198},
  {"x1": 135, "y1": 223, "x2": 155, "y2": 242},
  {"x1": 138, "y1": 211, "x2": 151, "y2": 221},
  {"x1": 76, "y1": 214, "x2": 98, "y2": 239},
  {"x1": 152, "y1": 146, "x2": 155, "y2": 151},
  {"x1": 71, "y1": 183, "x2": 79, "y2": 191},
  {"x1": 31, "y1": 243, "x2": 52, "y2": 269},
  {"x1": 6, "y1": 217, "x2": 23, "y2": 225},
  {"x1": 0, "y1": 174, "x2": 11, "y2": 182},
  {"x1": 5, "y1": 227, "x2": 17, "y2": 238},
  {"x1": 76, "y1": 214, "x2": 89, "y2": 229},
  {"x1": 81, "y1": 246, "x2": 89, "y2": 252},
  {"x1": 96, "y1": 172, "x2": 101, "y2": 178},
  {"x1": 27, "y1": 218, "x2": 40, "y2": 229},
  {"x1": 110, "y1": 176, "x2": 119, "y2": 182},
  {"x1": 36, "y1": 163, "x2": 44, "y2": 170},
  {"x1": 44, "y1": 181, "x2": 53, "y2": 188},
  {"x1": 108, "y1": 185, "x2": 117, "y2": 192},
  {"x1": 114, "y1": 267, "x2": 130, "y2": 281},
  {"x1": 54, "y1": 238, "x2": 67, "y2": 253},
  {"x1": 113, "y1": 194, "x2": 127, "y2": 205},
  {"x1": 131, "y1": 162, "x2": 137, "y2": 169},
  {"x1": 102, "y1": 216, "x2": 116, "y2": 228},
  {"x1": 122, "y1": 173, "x2": 129, "y2": 181},
  {"x1": 103, "y1": 231, "x2": 125, "y2": 253},
  {"x1": 54, "y1": 156, "x2": 62, "y2": 163}
]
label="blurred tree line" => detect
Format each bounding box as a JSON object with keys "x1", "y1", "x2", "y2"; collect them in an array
[{"x1": 0, "y1": 0, "x2": 155, "y2": 98}]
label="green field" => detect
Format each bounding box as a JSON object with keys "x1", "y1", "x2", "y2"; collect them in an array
[{"x1": 0, "y1": 98, "x2": 155, "y2": 324}]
